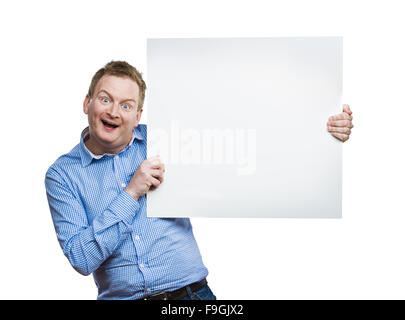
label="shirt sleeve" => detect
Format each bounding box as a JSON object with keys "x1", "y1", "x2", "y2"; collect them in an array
[{"x1": 45, "y1": 167, "x2": 140, "y2": 276}]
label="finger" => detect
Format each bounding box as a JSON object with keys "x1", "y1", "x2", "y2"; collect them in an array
[
  {"x1": 150, "y1": 161, "x2": 165, "y2": 170},
  {"x1": 141, "y1": 157, "x2": 159, "y2": 169},
  {"x1": 343, "y1": 104, "x2": 352, "y2": 115},
  {"x1": 331, "y1": 132, "x2": 349, "y2": 142},
  {"x1": 141, "y1": 181, "x2": 152, "y2": 193},
  {"x1": 328, "y1": 126, "x2": 351, "y2": 134},
  {"x1": 150, "y1": 169, "x2": 164, "y2": 182},
  {"x1": 327, "y1": 119, "x2": 353, "y2": 128},
  {"x1": 328, "y1": 112, "x2": 352, "y2": 121},
  {"x1": 147, "y1": 157, "x2": 164, "y2": 169},
  {"x1": 149, "y1": 176, "x2": 161, "y2": 188}
]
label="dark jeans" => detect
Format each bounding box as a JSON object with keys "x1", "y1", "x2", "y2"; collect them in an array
[{"x1": 179, "y1": 284, "x2": 217, "y2": 300}]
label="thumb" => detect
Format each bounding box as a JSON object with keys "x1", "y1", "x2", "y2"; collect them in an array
[{"x1": 343, "y1": 104, "x2": 352, "y2": 115}]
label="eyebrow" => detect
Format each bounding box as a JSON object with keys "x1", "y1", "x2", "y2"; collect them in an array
[{"x1": 97, "y1": 89, "x2": 137, "y2": 104}]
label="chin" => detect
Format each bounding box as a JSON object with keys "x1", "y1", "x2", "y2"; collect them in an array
[
  {"x1": 97, "y1": 131, "x2": 117, "y2": 142},
  {"x1": 100, "y1": 130, "x2": 132, "y2": 146}
]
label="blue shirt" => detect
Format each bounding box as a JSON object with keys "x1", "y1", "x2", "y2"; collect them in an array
[{"x1": 45, "y1": 124, "x2": 208, "y2": 300}]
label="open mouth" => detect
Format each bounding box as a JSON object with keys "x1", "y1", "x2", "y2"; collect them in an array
[{"x1": 101, "y1": 119, "x2": 119, "y2": 129}]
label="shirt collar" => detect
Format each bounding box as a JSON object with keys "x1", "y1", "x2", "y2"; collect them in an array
[{"x1": 79, "y1": 126, "x2": 144, "y2": 167}]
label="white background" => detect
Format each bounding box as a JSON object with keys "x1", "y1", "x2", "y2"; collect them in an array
[{"x1": 0, "y1": 0, "x2": 404, "y2": 299}]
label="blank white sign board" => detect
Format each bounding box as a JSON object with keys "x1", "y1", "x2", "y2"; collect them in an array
[{"x1": 147, "y1": 37, "x2": 342, "y2": 218}]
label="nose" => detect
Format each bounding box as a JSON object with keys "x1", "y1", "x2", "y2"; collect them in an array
[{"x1": 107, "y1": 101, "x2": 120, "y2": 118}]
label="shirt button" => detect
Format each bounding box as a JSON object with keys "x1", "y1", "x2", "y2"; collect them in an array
[
  {"x1": 121, "y1": 183, "x2": 126, "y2": 188},
  {"x1": 139, "y1": 263, "x2": 144, "y2": 268},
  {"x1": 135, "y1": 235, "x2": 140, "y2": 241},
  {"x1": 146, "y1": 288, "x2": 151, "y2": 292}
]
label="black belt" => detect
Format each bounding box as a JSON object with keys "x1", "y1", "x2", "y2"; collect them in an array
[{"x1": 143, "y1": 278, "x2": 207, "y2": 300}]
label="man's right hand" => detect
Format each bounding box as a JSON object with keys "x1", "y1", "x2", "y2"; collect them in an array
[{"x1": 125, "y1": 155, "x2": 165, "y2": 200}]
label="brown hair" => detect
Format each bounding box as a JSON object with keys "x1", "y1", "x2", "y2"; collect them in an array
[{"x1": 88, "y1": 61, "x2": 147, "y2": 110}]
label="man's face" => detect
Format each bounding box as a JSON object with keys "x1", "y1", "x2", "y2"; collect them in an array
[{"x1": 83, "y1": 74, "x2": 142, "y2": 154}]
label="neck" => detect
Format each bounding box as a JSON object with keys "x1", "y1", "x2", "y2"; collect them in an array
[{"x1": 84, "y1": 135, "x2": 130, "y2": 156}]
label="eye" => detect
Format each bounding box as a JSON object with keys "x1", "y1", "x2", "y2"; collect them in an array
[
  {"x1": 99, "y1": 96, "x2": 110, "y2": 104},
  {"x1": 121, "y1": 103, "x2": 132, "y2": 111}
]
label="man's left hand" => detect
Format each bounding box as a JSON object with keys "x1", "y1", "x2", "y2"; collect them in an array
[{"x1": 327, "y1": 104, "x2": 354, "y2": 142}]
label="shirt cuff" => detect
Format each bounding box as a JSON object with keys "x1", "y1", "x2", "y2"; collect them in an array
[{"x1": 108, "y1": 190, "x2": 140, "y2": 226}]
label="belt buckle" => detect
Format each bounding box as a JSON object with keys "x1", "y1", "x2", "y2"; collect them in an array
[{"x1": 144, "y1": 291, "x2": 169, "y2": 300}]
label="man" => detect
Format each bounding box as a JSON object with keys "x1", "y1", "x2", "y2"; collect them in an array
[{"x1": 45, "y1": 61, "x2": 353, "y2": 300}]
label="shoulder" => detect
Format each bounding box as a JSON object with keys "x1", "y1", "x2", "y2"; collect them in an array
[
  {"x1": 45, "y1": 143, "x2": 82, "y2": 182},
  {"x1": 134, "y1": 123, "x2": 147, "y2": 141}
]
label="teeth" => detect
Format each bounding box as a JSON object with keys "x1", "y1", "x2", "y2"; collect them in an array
[{"x1": 102, "y1": 120, "x2": 118, "y2": 128}]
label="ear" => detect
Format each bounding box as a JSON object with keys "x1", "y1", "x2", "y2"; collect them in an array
[
  {"x1": 83, "y1": 95, "x2": 91, "y2": 115},
  {"x1": 134, "y1": 108, "x2": 143, "y2": 126}
]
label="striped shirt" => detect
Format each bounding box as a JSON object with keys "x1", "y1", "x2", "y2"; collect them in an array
[{"x1": 45, "y1": 124, "x2": 208, "y2": 300}]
